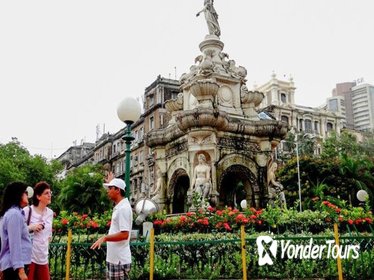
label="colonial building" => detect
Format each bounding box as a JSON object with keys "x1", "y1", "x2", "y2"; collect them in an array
[{"x1": 257, "y1": 73, "x2": 344, "y2": 156}]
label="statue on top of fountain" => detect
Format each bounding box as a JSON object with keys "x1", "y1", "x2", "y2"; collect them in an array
[{"x1": 196, "y1": 0, "x2": 221, "y2": 37}]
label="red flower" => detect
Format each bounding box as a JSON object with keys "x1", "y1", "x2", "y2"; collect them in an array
[
  {"x1": 197, "y1": 218, "x2": 209, "y2": 226},
  {"x1": 153, "y1": 220, "x2": 164, "y2": 226},
  {"x1": 348, "y1": 219, "x2": 354, "y2": 225},
  {"x1": 61, "y1": 218, "x2": 69, "y2": 225},
  {"x1": 235, "y1": 213, "x2": 245, "y2": 222},
  {"x1": 207, "y1": 206, "x2": 215, "y2": 212},
  {"x1": 223, "y1": 222, "x2": 231, "y2": 231},
  {"x1": 228, "y1": 211, "x2": 235, "y2": 216},
  {"x1": 242, "y1": 218, "x2": 249, "y2": 224},
  {"x1": 88, "y1": 220, "x2": 99, "y2": 228},
  {"x1": 216, "y1": 210, "x2": 223, "y2": 216}
]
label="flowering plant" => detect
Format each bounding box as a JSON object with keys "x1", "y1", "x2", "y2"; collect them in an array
[
  {"x1": 53, "y1": 210, "x2": 112, "y2": 234},
  {"x1": 151, "y1": 206, "x2": 263, "y2": 233}
]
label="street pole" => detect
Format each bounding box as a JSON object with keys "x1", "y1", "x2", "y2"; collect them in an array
[
  {"x1": 117, "y1": 96, "x2": 141, "y2": 200},
  {"x1": 295, "y1": 141, "x2": 302, "y2": 212},
  {"x1": 123, "y1": 121, "x2": 134, "y2": 199}
]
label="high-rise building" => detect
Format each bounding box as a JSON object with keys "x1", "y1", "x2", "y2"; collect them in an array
[
  {"x1": 351, "y1": 83, "x2": 374, "y2": 132},
  {"x1": 330, "y1": 82, "x2": 374, "y2": 132}
]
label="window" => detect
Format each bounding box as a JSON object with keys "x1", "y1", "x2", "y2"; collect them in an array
[
  {"x1": 327, "y1": 122, "x2": 333, "y2": 131},
  {"x1": 134, "y1": 130, "x2": 138, "y2": 141},
  {"x1": 281, "y1": 115, "x2": 289, "y2": 125},
  {"x1": 314, "y1": 121, "x2": 319, "y2": 133},
  {"x1": 149, "y1": 116, "x2": 154, "y2": 130},
  {"x1": 305, "y1": 119, "x2": 312, "y2": 133},
  {"x1": 149, "y1": 95, "x2": 154, "y2": 107},
  {"x1": 281, "y1": 93, "x2": 287, "y2": 103}
]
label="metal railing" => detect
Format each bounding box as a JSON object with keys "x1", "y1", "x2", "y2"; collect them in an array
[{"x1": 50, "y1": 225, "x2": 374, "y2": 280}]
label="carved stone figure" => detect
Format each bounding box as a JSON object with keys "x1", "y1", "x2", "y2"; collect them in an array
[
  {"x1": 150, "y1": 170, "x2": 165, "y2": 204},
  {"x1": 191, "y1": 154, "x2": 212, "y2": 204},
  {"x1": 267, "y1": 162, "x2": 286, "y2": 207},
  {"x1": 196, "y1": 0, "x2": 221, "y2": 37}
]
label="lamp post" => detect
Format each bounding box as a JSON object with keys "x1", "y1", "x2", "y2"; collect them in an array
[
  {"x1": 295, "y1": 139, "x2": 302, "y2": 212},
  {"x1": 117, "y1": 97, "x2": 141, "y2": 199}
]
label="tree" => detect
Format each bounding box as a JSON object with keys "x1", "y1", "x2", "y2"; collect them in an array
[
  {"x1": 57, "y1": 164, "x2": 110, "y2": 214},
  {"x1": 278, "y1": 131, "x2": 374, "y2": 210},
  {"x1": 0, "y1": 139, "x2": 63, "y2": 197}
]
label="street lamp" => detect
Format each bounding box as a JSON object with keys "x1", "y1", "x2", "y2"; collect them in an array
[{"x1": 117, "y1": 97, "x2": 141, "y2": 198}]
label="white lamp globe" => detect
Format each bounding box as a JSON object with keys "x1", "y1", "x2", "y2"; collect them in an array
[
  {"x1": 357, "y1": 190, "x2": 369, "y2": 202},
  {"x1": 117, "y1": 97, "x2": 141, "y2": 123},
  {"x1": 240, "y1": 199, "x2": 247, "y2": 209}
]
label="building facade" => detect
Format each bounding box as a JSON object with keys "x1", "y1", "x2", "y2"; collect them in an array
[
  {"x1": 329, "y1": 82, "x2": 374, "y2": 132},
  {"x1": 257, "y1": 73, "x2": 344, "y2": 147}
]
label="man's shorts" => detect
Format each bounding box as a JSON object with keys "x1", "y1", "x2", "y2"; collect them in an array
[{"x1": 106, "y1": 262, "x2": 131, "y2": 280}]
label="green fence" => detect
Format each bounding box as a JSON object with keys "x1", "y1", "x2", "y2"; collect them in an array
[{"x1": 49, "y1": 227, "x2": 374, "y2": 280}]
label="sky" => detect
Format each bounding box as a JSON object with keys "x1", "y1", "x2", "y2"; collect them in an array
[{"x1": 1, "y1": 0, "x2": 373, "y2": 159}]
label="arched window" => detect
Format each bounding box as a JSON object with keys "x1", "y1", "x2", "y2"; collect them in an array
[
  {"x1": 281, "y1": 115, "x2": 289, "y2": 125},
  {"x1": 305, "y1": 119, "x2": 312, "y2": 133},
  {"x1": 281, "y1": 93, "x2": 287, "y2": 103},
  {"x1": 327, "y1": 122, "x2": 333, "y2": 131}
]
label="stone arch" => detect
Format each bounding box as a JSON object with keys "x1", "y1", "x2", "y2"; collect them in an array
[
  {"x1": 217, "y1": 154, "x2": 259, "y2": 208},
  {"x1": 218, "y1": 164, "x2": 258, "y2": 209},
  {"x1": 217, "y1": 154, "x2": 257, "y2": 177},
  {"x1": 167, "y1": 168, "x2": 190, "y2": 214}
]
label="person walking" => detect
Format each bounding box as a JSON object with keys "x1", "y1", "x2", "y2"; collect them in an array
[
  {"x1": 91, "y1": 176, "x2": 133, "y2": 280},
  {"x1": 23, "y1": 181, "x2": 53, "y2": 280},
  {"x1": 0, "y1": 182, "x2": 32, "y2": 280}
]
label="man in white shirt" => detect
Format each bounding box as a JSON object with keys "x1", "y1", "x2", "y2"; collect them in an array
[{"x1": 91, "y1": 177, "x2": 133, "y2": 280}]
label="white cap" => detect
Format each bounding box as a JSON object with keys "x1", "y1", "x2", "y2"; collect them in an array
[{"x1": 103, "y1": 178, "x2": 126, "y2": 191}]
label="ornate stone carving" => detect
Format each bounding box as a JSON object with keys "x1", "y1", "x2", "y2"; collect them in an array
[
  {"x1": 267, "y1": 162, "x2": 286, "y2": 208},
  {"x1": 189, "y1": 153, "x2": 213, "y2": 208},
  {"x1": 189, "y1": 134, "x2": 215, "y2": 145},
  {"x1": 217, "y1": 86, "x2": 233, "y2": 108},
  {"x1": 165, "y1": 92, "x2": 183, "y2": 113},
  {"x1": 189, "y1": 79, "x2": 219, "y2": 109},
  {"x1": 240, "y1": 85, "x2": 265, "y2": 119},
  {"x1": 165, "y1": 92, "x2": 184, "y2": 125},
  {"x1": 218, "y1": 137, "x2": 261, "y2": 157},
  {"x1": 166, "y1": 140, "x2": 188, "y2": 158},
  {"x1": 176, "y1": 108, "x2": 229, "y2": 131}
]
